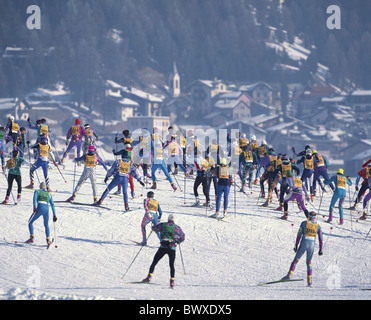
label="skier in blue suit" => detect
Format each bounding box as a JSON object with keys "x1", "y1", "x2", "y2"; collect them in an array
[{"x1": 324, "y1": 168, "x2": 352, "y2": 225}]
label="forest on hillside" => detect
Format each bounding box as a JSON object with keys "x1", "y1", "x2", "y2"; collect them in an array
[{"x1": 0, "y1": 0, "x2": 370, "y2": 101}]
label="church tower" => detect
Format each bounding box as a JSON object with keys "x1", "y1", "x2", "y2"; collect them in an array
[{"x1": 169, "y1": 62, "x2": 181, "y2": 98}]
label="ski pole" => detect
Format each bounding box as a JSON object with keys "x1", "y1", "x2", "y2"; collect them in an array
[
  {"x1": 364, "y1": 226, "x2": 371, "y2": 243},
  {"x1": 121, "y1": 231, "x2": 153, "y2": 280},
  {"x1": 53, "y1": 220, "x2": 57, "y2": 248},
  {"x1": 178, "y1": 243, "x2": 187, "y2": 276},
  {"x1": 72, "y1": 160, "x2": 76, "y2": 193},
  {"x1": 317, "y1": 188, "x2": 325, "y2": 215},
  {"x1": 347, "y1": 185, "x2": 353, "y2": 231}
]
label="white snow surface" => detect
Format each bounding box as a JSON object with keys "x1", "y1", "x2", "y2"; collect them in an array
[{"x1": 0, "y1": 161, "x2": 370, "y2": 300}]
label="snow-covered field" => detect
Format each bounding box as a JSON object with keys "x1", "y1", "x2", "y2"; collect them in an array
[{"x1": 0, "y1": 159, "x2": 370, "y2": 301}]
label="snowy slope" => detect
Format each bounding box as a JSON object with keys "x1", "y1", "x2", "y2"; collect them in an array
[{"x1": 0, "y1": 160, "x2": 370, "y2": 300}]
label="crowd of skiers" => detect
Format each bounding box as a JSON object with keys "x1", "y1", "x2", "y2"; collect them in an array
[{"x1": 1, "y1": 116, "x2": 370, "y2": 287}]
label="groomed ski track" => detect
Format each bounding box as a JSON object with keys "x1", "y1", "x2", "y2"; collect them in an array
[{"x1": 0, "y1": 161, "x2": 369, "y2": 300}]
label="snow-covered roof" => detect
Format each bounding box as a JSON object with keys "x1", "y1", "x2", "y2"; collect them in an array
[
  {"x1": 214, "y1": 99, "x2": 243, "y2": 109},
  {"x1": 0, "y1": 98, "x2": 16, "y2": 110},
  {"x1": 350, "y1": 90, "x2": 371, "y2": 96}
]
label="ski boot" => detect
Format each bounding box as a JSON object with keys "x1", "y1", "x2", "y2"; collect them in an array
[
  {"x1": 25, "y1": 181, "x2": 34, "y2": 189},
  {"x1": 326, "y1": 215, "x2": 333, "y2": 223},
  {"x1": 203, "y1": 201, "x2": 213, "y2": 209},
  {"x1": 46, "y1": 237, "x2": 53, "y2": 246},
  {"x1": 280, "y1": 212, "x2": 288, "y2": 220},
  {"x1": 131, "y1": 190, "x2": 135, "y2": 198},
  {"x1": 25, "y1": 235, "x2": 35, "y2": 243},
  {"x1": 93, "y1": 196, "x2": 98, "y2": 204},
  {"x1": 66, "y1": 193, "x2": 76, "y2": 202},
  {"x1": 349, "y1": 202, "x2": 358, "y2": 210},
  {"x1": 113, "y1": 187, "x2": 121, "y2": 195},
  {"x1": 94, "y1": 198, "x2": 103, "y2": 206},
  {"x1": 170, "y1": 277, "x2": 175, "y2": 289},
  {"x1": 2, "y1": 196, "x2": 9, "y2": 204},
  {"x1": 253, "y1": 178, "x2": 259, "y2": 185},
  {"x1": 339, "y1": 218, "x2": 344, "y2": 225},
  {"x1": 359, "y1": 211, "x2": 367, "y2": 220},
  {"x1": 150, "y1": 181, "x2": 157, "y2": 189},
  {"x1": 307, "y1": 274, "x2": 312, "y2": 287},
  {"x1": 17, "y1": 193, "x2": 21, "y2": 202},
  {"x1": 171, "y1": 182, "x2": 177, "y2": 191},
  {"x1": 310, "y1": 194, "x2": 314, "y2": 202},
  {"x1": 125, "y1": 203, "x2": 130, "y2": 211},
  {"x1": 275, "y1": 203, "x2": 283, "y2": 211},
  {"x1": 281, "y1": 271, "x2": 293, "y2": 281},
  {"x1": 142, "y1": 273, "x2": 152, "y2": 283},
  {"x1": 260, "y1": 191, "x2": 266, "y2": 198},
  {"x1": 191, "y1": 197, "x2": 200, "y2": 207},
  {"x1": 210, "y1": 211, "x2": 219, "y2": 218}
]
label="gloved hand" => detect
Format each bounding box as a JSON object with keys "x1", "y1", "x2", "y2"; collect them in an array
[
  {"x1": 139, "y1": 180, "x2": 145, "y2": 187},
  {"x1": 319, "y1": 249, "x2": 323, "y2": 256},
  {"x1": 104, "y1": 177, "x2": 108, "y2": 184},
  {"x1": 293, "y1": 246, "x2": 297, "y2": 253},
  {"x1": 355, "y1": 185, "x2": 359, "y2": 191},
  {"x1": 53, "y1": 215, "x2": 58, "y2": 222}
]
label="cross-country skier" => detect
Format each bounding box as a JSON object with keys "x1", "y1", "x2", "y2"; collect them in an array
[
  {"x1": 210, "y1": 158, "x2": 232, "y2": 219},
  {"x1": 205, "y1": 138, "x2": 224, "y2": 165},
  {"x1": 142, "y1": 214, "x2": 185, "y2": 288},
  {"x1": 324, "y1": 168, "x2": 352, "y2": 224},
  {"x1": 274, "y1": 154, "x2": 300, "y2": 211},
  {"x1": 66, "y1": 145, "x2": 107, "y2": 204},
  {"x1": 297, "y1": 148, "x2": 316, "y2": 201},
  {"x1": 83, "y1": 123, "x2": 99, "y2": 154},
  {"x1": 349, "y1": 162, "x2": 371, "y2": 210},
  {"x1": 312, "y1": 150, "x2": 334, "y2": 195},
  {"x1": 0, "y1": 125, "x2": 12, "y2": 171},
  {"x1": 150, "y1": 138, "x2": 177, "y2": 191},
  {"x1": 192, "y1": 157, "x2": 212, "y2": 208},
  {"x1": 5, "y1": 116, "x2": 19, "y2": 151},
  {"x1": 25, "y1": 135, "x2": 55, "y2": 191},
  {"x1": 2, "y1": 150, "x2": 29, "y2": 204},
  {"x1": 359, "y1": 178, "x2": 371, "y2": 221},
  {"x1": 140, "y1": 191, "x2": 162, "y2": 245},
  {"x1": 260, "y1": 148, "x2": 279, "y2": 206},
  {"x1": 238, "y1": 144, "x2": 258, "y2": 192},
  {"x1": 60, "y1": 119, "x2": 88, "y2": 164},
  {"x1": 112, "y1": 142, "x2": 136, "y2": 198},
  {"x1": 281, "y1": 211, "x2": 323, "y2": 287},
  {"x1": 166, "y1": 136, "x2": 188, "y2": 175},
  {"x1": 26, "y1": 181, "x2": 57, "y2": 246},
  {"x1": 95, "y1": 149, "x2": 144, "y2": 211},
  {"x1": 280, "y1": 170, "x2": 307, "y2": 220}
]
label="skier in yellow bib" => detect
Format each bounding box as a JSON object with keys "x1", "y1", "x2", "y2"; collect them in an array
[
  {"x1": 281, "y1": 211, "x2": 324, "y2": 287},
  {"x1": 324, "y1": 168, "x2": 352, "y2": 224}
]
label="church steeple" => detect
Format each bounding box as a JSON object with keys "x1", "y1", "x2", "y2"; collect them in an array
[{"x1": 169, "y1": 62, "x2": 180, "y2": 98}]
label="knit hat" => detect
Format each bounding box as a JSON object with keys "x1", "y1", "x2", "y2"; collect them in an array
[
  {"x1": 75, "y1": 119, "x2": 80, "y2": 125},
  {"x1": 88, "y1": 145, "x2": 95, "y2": 152},
  {"x1": 168, "y1": 214, "x2": 175, "y2": 222}
]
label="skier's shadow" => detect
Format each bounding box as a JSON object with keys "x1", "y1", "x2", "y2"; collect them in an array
[{"x1": 59, "y1": 236, "x2": 122, "y2": 245}]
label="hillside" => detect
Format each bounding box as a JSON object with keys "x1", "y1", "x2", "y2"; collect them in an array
[{"x1": 1, "y1": 0, "x2": 371, "y2": 101}]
